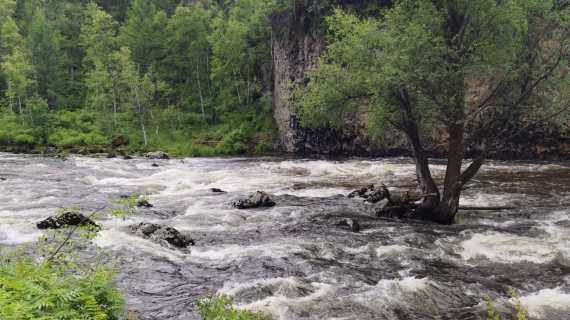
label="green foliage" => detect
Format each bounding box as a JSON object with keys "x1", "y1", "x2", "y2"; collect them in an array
[
  {"x1": 296, "y1": 0, "x2": 570, "y2": 138},
  {"x1": 0, "y1": 200, "x2": 136, "y2": 320},
  {"x1": 0, "y1": 0, "x2": 279, "y2": 156},
  {"x1": 198, "y1": 294, "x2": 266, "y2": 320},
  {"x1": 484, "y1": 289, "x2": 529, "y2": 320},
  {"x1": 0, "y1": 257, "x2": 125, "y2": 320}
]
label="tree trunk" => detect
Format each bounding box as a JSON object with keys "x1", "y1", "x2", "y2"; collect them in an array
[
  {"x1": 434, "y1": 123, "x2": 464, "y2": 224},
  {"x1": 397, "y1": 88, "x2": 441, "y2": 214},
  {"x1": 197, "y1": 63, "x2": 206, "y2": 121}
]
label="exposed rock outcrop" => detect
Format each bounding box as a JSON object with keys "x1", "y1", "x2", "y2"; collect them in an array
[
  {"x1": 232, "y1": 191, "x2": 276, "y2": 209},
  {"x1": 37, "y1": 210, "x2": 100, "y2": 230},
  {"x1": 130, "y1": 223, "x2": 194, "y2": 249}
]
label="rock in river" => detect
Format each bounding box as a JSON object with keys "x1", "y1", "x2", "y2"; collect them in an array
[
  {"x1": 37, "y1": 210, "x2": 100, "y2": 230},
  {"x1": 348, "y1": 184, "x2": 390, "y2": 203},
  {"x1": 130, "y1": 223, "x2": 194, "y2": 249},
  {"x1": 144, "y1": 151, "x2": 169, "y2": 160},
  {"x1": 232, "y1": 191, "x2": 276, "y2": 209},
  {"x1": 337, "y1": 218, "x2": 361, "y2": 233}
]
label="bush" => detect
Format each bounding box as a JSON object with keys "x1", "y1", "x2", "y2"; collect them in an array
[
  {"x1": 0, "y1": 257, "x2": 125, "y2": 320},
  {"x1": 198, "y1": 295, "x2": 266, "y2": 320}
]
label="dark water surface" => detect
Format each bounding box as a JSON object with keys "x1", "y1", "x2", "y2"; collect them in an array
[{"x1": 1, "y1": 153, "x2": 569, "y2": 319}]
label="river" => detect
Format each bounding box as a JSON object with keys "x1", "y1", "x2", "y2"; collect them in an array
[{"x1": 0, "y1": 153, "x2": 569, "y2": 319}]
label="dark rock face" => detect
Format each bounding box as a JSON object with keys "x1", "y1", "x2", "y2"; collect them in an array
[
  {"x1": 144, "y1": 151, "x2": 169, "y2": 160},
  {"x1": 37, "y1": 211, "x2": 100, "y2": 230},
  {"x1": 232, "y1": 191, "x2": 276, "y2": 209},
  {"x1": 270, "y1": 3, "x2": 570, "y2": 159},
  {"x1": 130, "y1": 223, "x2": 194, "y2": 249},
  {"x1": 337, "y1": 218, "x2": 361, "y2": 233}
]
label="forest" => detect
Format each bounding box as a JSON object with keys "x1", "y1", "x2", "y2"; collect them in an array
[{"x1": 0, "y1": 0, "x2": 285, "y2": 156}]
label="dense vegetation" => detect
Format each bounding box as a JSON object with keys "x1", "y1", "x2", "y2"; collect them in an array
[{"x1": 0, "y1": 0, "x2": 285, "y2": 156}]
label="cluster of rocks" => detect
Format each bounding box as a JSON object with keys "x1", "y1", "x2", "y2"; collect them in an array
[
  {"x1": 129, "y1": 222, "x2": 194, "y2": 249},
  {"x1": 37, "y1": 210, "x2": 100, "y2": 230},
  {"x1": 348, "y1": 184, "x2": 424, "y2": 219},
  {"x1": 348, "y1": 184, "x2": 390, "y2": 203},
  {"x1": 232, "y1": 191, "x2": 275, "y2": 209},
  {"x1": 144, "y1": 151, "x2": 170, "y2": 160}
]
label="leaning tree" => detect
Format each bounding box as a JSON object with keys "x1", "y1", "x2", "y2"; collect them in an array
[{"x1": 297, "y1": 0, "x2": 570, "y2": 223}]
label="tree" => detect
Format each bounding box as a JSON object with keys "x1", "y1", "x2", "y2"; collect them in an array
[
  {"x1": 115, "y1": 46, "x2": 155, "y2": 147},
  {"x1": 26, "y1": 9, "x2": 66, "y2": 107},
  {"x1": 209, "y1": 0, "x2": 276, "y2": 113},
  {"x1": 1, "y1": 16, "x2": 33, "y2": 117},
  {"x1": 119, "y1": 0, "x2": 167, "y2": 72},
  {"x1": 163, "y1": 3, "x2": 211, "y2": 118},
  {"x1": 297, "y1": 0, "x2": 570, "y2": 223},
  {"x1": 81, "y1": 3, "x2": 119, "y2": 129}
]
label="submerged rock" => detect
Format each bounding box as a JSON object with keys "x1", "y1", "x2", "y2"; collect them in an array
[
  {"x1": 232, "y1": 191, "x2": 276, "y2": 209},
  {"x1": 144, "y1": 151, "x2": 169, "y2": 160},
  {"x1": 37, "y1": 210, "x2": 100, "y2": 230},
  {"x1": 337, "y1": 218, "x2": 361, "y2": 233},
  {"x1": 151, "y1": 163, "x2": 160, "y2": 167},
  {"x1": 210, "y1": 188, "x2": 226, "y2": 193},
  {"x1": 130, "y1": 223, "x2": 194, "y2": 249}
]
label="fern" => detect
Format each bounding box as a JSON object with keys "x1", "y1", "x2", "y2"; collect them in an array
[{"x1": 0, "y1": 252, "x2": 125, "y2": 320}]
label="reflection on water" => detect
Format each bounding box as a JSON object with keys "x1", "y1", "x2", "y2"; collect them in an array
[{"x1": 1, "y1": 153, "x2": 569, "y2": 319}]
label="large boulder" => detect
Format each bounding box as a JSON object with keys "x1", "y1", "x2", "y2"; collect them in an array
[
  {"x1": 144, "y1": 151, "x2": 169, "y2": 160},
  {"x1": 37, "y1": 210, "x2": 100, "y2": 230},
  {"x1": 232, "y1": 191, "x2": 276, "y2": 209},
  {"x1": 130, "y1": 223, "x2": 194, "y2": 249}
]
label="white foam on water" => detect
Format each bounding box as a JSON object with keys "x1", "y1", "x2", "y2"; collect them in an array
[
  {"x1": 459, "y1": 232, "x2": 556, "y2": 264},
  {"x1": 518, "y1": 288, "x2": 570, "y2": 318},
  {"x1": 223, "y1": 279, "x2": 335, "y2": 320},
  {"x1": 376, "y1": 245, "x2": 411, "y2": 257},
  {"x1": 93, "y1": 228, "x2": 187, "y2": 263},
  {"x1": 0, "y1": 223, "x2": 42, "y2": 245},
  {"x1": 190, "y1": 241, "x2": 305, "y2": 261}
]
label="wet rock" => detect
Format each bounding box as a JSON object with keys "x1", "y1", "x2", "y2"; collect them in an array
[
  {"x1": 337, "y1": 218, "x2": 361, "y2": 232},
  {"x1": 136, "y1": 198, "x2": 154, "y2": 208},
  {"x1": 144, "y1": 151, "x2": 169, "y2": 160},
  {"x1": 0, "y1": 177, "x2": 6, "y2": 181},
  {"x1": 232, "y1": 191, "x2": 276, "y2": 209},
  {"x1": 123, "y1": 155, "x2": 133, "y2": 160},
  {"x1": 151, "y1": 163, "x2": 160, "y2": 167},
  {"x1": 107, "y1": 152, "x2": 117, "y2": 159},
  {"x1": 37, "y1": 210, "x2": 100, "y2": 230},
  {"x1": 210, "y1": 188, "x2": 225, "y2": 193},
  {"x1": 348, "y1": 184, "x2": 390, "y2": 203},
  {"x1": 111, "y1": 135, "x2": 127, "y2": 148},
  {"x1": 130, "y1": 223, "x2": 194, "y2": 248}
]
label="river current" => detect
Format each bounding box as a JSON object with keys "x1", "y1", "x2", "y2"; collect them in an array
[{"x1": 0, "y1": 153, "x2": 569, "y2": 320}]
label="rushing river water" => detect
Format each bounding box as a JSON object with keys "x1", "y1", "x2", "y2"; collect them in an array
[{"x1": 1, "y1": 153, "x2": 570, "y2": 320}]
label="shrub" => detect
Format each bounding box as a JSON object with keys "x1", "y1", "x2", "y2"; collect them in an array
[
  {"x1": 198, "y1": 295, "x2": 266, "y2": 320},
  {"x1": 0, "y1": 257, "x2": 125, "y2": 320}
]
